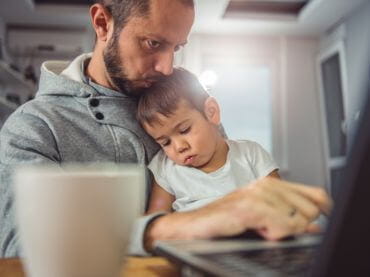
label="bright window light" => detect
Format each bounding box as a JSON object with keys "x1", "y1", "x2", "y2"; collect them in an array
[
  {"x1": 206, "y1": 64, "x2": 272, "y2": 153},
  {"x1": 199, "y1": 70, "x2": 218, "y2": 88}
]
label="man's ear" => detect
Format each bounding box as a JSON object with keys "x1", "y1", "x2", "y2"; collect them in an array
[
  {"x1": 204, "y1": 97, "x2": 221, "y2": 125},
  {"x1": 90, "y1": 4, "x2": 113, "y2": 42}
]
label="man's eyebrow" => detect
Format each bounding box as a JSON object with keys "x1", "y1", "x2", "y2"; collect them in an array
[
  {"x1": 154, "y1": 119, "x2": 190, "y2": 141},
  {"x1": 178, "y1": 40, "x2": 188, "y2": 46},
  {"x1": 145, "y1": 34, "x2": 188, "y2": 46}
]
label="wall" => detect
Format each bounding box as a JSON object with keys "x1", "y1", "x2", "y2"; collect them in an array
[
  {"x1": 282, "y1": 37, "x2": 325, "y2": 185},
  {"x1": 6, "y1": 27, "x2": 93, "y2": 79},
  {"x1": 180, "y1": 34, "x2": 326, "y2": 186},
  {"x1": 319, "y1": 1, "x2": 370, "y2": 147},
  {"x1": 315, "y1": 0, "x2": 370, "y2": 193}
]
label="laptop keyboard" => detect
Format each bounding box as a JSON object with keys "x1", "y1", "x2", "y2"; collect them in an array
[{"x1": 198, "y1": 246, "x2": 316, "y2": 276}]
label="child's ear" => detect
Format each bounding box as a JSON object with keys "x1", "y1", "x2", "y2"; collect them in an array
[{"x1": 204, "y1": 97, "x2": 221, "y2": 125}]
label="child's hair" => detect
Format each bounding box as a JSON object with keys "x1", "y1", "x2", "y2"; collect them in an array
[{"x1": 137, "y1": 68, "x2": 210, "y2": 126}]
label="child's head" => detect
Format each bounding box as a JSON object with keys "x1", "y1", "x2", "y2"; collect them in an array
[{"x1": 137, "y1": 68, "x2": 225, "y2": 170}]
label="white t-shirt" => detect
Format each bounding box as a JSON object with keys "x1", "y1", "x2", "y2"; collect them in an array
[{"x1": 148, "y1": 139, "x2": 278, "y2": 212}]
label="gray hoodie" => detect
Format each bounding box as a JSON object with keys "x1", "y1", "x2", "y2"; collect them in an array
[{"x1": 0, "y1": 53, "x2": 161, "y2": 257}]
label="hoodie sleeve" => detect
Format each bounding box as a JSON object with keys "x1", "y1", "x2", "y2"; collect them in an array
[{"x1": 0, "y1": 110, "x2": 61, "y2": 258}]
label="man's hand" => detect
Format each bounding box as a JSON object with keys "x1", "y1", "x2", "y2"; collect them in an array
[{"x1": 144, "y1": 177, "x2": 332, "y2": 251}]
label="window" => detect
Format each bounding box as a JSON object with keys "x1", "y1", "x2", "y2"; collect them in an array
[{"x1": 202, "y1": 63, "x2": 273, "y2": 153}]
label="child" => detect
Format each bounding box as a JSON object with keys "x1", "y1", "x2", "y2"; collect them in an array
[{"x1": 137, "y1": 68, "x2": 279, "y2": 213}]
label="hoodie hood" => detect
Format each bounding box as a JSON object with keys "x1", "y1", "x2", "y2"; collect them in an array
[{"x1": 37, "y1": 53, "x2": 99, "y2": 98}]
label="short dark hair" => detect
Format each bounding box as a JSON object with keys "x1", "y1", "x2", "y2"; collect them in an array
[
  {"x1": 137, "y1": 68, "x2": 210, "y2": 127},
  {"x1": 94, "y1": 0, "x2": 194, "y2": 34}
]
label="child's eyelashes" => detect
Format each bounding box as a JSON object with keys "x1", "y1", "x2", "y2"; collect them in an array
[
  {"x1": 179, "y1": 127, "x2": 191, "y2": 134},
  {"x1": 161, "y1": 140, "x2": 171, "y2": 147},
  {"x1": 157, "y1": 126, "x2": 191, "y2": 148}
]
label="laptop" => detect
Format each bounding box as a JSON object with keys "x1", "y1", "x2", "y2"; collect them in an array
[{"x1": 154, "y1": 85, "x2": 370, "y2": 276}]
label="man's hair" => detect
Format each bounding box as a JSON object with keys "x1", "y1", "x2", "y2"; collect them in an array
[
  {"x1": 94, "y1": 0, "x2": 194, "y2": 34},
  {"x1": 137, "y1": 68, "x2": 210, "y2": 127}
]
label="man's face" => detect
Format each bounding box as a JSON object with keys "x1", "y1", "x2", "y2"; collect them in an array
[{"x1": 103, "y1": 0, "x2": 194, "y2": 95}]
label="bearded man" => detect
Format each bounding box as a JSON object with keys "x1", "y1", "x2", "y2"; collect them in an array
[{"x1": 0, "y1": 0, "x2": 330, "y2": 258}]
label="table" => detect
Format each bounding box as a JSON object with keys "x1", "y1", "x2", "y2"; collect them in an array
[{"x1": 0, "y1": 257, "x2": 180, "y2": 277}]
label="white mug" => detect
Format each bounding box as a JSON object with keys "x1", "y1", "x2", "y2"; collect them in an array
[{"x1": 14, "y1": 164, "x2": 145, "y2": 277}]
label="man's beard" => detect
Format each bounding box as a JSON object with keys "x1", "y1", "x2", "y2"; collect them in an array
[{"x1": 103, "y1": 35, "x2": 142, "y2": 97}]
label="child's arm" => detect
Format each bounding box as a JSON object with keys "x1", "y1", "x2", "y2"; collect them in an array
[{"x1": 146, "y1": 180, "x2": 175, "y2": 214}]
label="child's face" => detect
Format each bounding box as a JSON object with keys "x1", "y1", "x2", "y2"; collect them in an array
[{"x1": 143, "y1": 98, "x2": 223, "y2": 170}]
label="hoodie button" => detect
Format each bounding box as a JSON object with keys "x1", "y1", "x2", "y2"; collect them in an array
[
  {"x1": 90, "y1": 98, "x2": 99, "y2": 107},
  {"x1": 95, "y1": 112, "x2": 104, "y2": 120}
]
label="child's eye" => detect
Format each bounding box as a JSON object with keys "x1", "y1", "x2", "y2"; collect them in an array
[
  {"x1": 161, "y1": 140, "x2": 171, "y2": 147},
  {"x1": 180, "y1": 127, "x2": 191, "y2": 134}
]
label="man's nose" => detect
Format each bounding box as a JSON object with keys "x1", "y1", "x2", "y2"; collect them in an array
[{"x1": 154, "y1": 51, "x2": 174, "y2": 76}]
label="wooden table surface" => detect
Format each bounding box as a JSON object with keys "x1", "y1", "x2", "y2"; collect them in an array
[{"x1": 0, "y1": 256, "x2": 180, "y2": 277}]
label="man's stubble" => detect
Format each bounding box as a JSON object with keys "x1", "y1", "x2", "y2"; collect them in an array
[{"x1": 103, "y1": 34, "x2": 140, "y2": 96}]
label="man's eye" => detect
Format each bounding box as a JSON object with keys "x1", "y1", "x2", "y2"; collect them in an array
[
  {"x1": 147, "y1": 40, "x2": 161, "y2": 49},
  {"x1": 180, "y1": 127, "x2": 191, "y2": 134},
  {"x1": 174, "y1": 45, "x2": 182, "y2": 52}
]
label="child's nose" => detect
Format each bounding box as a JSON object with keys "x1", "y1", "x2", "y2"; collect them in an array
[{"x1": 175, "y1": 140, "x2": 189, "y2": 153}]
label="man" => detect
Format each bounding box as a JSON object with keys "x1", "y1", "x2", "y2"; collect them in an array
[{"x1": 0, "y1": 0, "x2": 330, "y2": 257}]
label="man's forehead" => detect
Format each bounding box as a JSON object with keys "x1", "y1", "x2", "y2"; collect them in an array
[
  {"x1": 125, "y1": 0, "x2": 194, "y2": 42},
  {"x1": 149, "y1": 0, "x2": 194, "y2": 25}
]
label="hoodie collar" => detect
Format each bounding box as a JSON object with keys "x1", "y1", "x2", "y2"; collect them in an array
[
  {"x1": 37, "y1": 52, "x2": 130, "y2": 99},
  {"x1": 35, "y1": 52, "x2": 158, "y2": 156},
  {"x1": 37, "y1": 53, "x2": 96, "y2": 98}
]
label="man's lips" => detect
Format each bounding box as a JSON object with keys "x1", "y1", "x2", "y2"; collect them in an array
[
  {"x1": 142, "y1": 75, "x2": 163, "y2": 82},
  {"x1": 142, "y1": 80, "x2": 154, "y2": 88},
  {"x1": 140, "y1": 78, "x2": 162, "y2": 88}
]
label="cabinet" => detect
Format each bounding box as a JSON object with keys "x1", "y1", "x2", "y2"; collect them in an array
[
  {"x1": 0, "y1": 60, "x2": 36, "y2": 126},
  {"x1": 0, "y1": 60, "x2": 35, "y2": 90},
  {"x1": 0, "y1": 60, "x2": 36, "y2": 108},
  {"x1": 0, "y1": 96, "x2": 16, "y2": 126}
]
